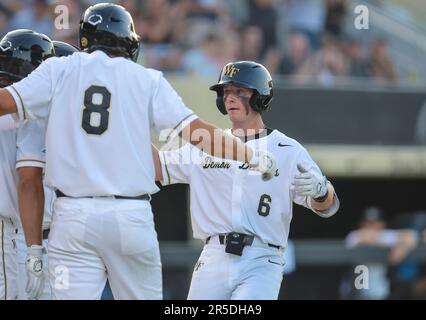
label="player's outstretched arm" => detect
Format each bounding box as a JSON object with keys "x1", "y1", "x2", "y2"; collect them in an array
[
  {"x1": 179, "y1": 118, "x2": 276, "y2": 180},
  {"x1": 0, "y1": 89, "x2": 18, "y2": 116},
  {"x1": 179, "y1": 118, "x2": 253, "y2": 162}
]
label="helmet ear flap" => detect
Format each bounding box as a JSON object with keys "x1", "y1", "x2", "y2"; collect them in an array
[
  {"x1": 249, "y1": 92, "x2": 273, "y2": 113},
  {"x1": 249, "y1": 92, "x2": 263, "y2": 113},
  {"x1": 215, "y1": 87, "x2": 227, "y2": 115}
]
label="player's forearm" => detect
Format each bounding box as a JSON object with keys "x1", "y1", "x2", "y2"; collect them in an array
[
  {"x1": 151, "y1": 144, "x2": 163, "y2": 181},
  {"x1": 310, "y1": 182, "x2": 335, "y2": 213},
  {"x1": 180, "y1": 118, "x2": 253, "y2": 162},
  {"x1": 0, "y1": 88, "x2": 18, "y2": 116},
  {"x1": 18, "y1": 167, "x2": 44, "y2": 246}
]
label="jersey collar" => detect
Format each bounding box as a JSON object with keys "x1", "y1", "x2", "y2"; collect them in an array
[{"x1": 232, "y1": 127, "x2": 274, "y2": 143}]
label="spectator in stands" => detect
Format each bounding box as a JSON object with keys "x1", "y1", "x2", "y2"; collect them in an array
[
  {"x1": 295, "y1": 35, "x2": 348, "y2": 85},
  {"x1": 137, "y1": 0, "x2": 186, "y2": 71},
  {"x1": 181, "y1": 0, "x2": 225, "y2": 22},
  {"x1": 277, "y1": 32, "x2": 310, "y2": 76},
  {"x1": 247, "y1": 0, "x2": 278, "y2": 56},
  {"x1": 181, "y1": 31, "x2": 224, "y2": 78},
  {"x1": 340, "y1": 36, "x2": 370, "y2": 78},
  {"x1": 139, "y1": 0, "x2": 177, "y2": 45},
  {"x1": 324, "y1": 0, "x2": 348, "y2": 38},
  {"x1": 119, "y1": 0, "x2": 140, "y2": 18},
  {"x1": 387, "y1": 212, "x2": 426, "y2": 299},
  {"x1": 8, "y1": 0, "x2": 54, "y2": 37},
  {"x1": 0, "y1": 7, "x2": 10, "y2": 37},
  {"x1": 369, "y1": 38, "x2": 397, "y2": 83},
  {"x1": 341, "y1": 207, "x2": 417, "y2": 300},
  {"x1": 239, "y1": 25, "x2": 264, "y2": 62},
  {"x1": 286, "y1": 0, "x2": 326, "y2": 50}
]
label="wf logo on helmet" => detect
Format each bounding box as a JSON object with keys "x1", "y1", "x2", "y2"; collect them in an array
[{"x1": 223, "y1": 65, "x2": 240, "y2": 77}]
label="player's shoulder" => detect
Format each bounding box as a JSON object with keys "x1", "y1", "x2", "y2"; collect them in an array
[
  {"x1": 81, "y1": 50, "x2": 164, "y2": 80},
  {"x1": 45, "y1": 51, "x2": 83, "y2": 69},
  {"x1": 269, "y1": 129, "x2": 305, "y2": 151}
]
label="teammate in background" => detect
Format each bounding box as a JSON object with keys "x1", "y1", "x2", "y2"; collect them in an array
[
  {"x1": 0, "y1": 3, "x2": 275, "y2": 299},
  {"x1": 0, "y1": 29, "x2": 54, "y2": 300},
  {"x1": 154, "y1": 61, "x2": 340, "y2": 299},
  {"x1": 52, "y1": 40, "x2": 79, "y2": 58},
  {"x1": 16, "y1": 40, "x2": 79, "y2": 300}
]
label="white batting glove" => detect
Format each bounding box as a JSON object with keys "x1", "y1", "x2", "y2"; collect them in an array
[
  {"x1": 294, "y1": 164, "x2": 328, "y2": 200},
  {"x1": 248, "y1": 149, "x2": 277, "y2": 181},
  {"x1": 25, "y1": 245, "x2": 45, "y2": 300}
]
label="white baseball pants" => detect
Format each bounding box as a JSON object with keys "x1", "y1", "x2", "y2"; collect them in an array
[
  {"x1": 48, "y1": 197, "x2": 162, "y2": 300},
  {"x1": 0, "y1": 217, "x2": 18, "y2": 300},
  {"x1": 188, "y1": 237, "x2": 285, "y2": 300}
]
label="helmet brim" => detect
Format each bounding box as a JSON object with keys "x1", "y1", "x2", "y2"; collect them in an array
[{"x1": 209, "y1": 80, "x2": 258, "y2": 92}]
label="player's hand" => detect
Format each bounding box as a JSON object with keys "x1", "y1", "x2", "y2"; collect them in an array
[
  {"x1": 294, "y1": 164, "x2": 328, "y2": 200},
  {"x1": 248, "y1": 149, "x2": 277, "y2": 181},
  {"x1": 25, "y1": 245, "x2": 45, "y2": 300}
]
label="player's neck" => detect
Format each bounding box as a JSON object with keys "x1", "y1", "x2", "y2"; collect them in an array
[{"x1": 231, "y1": 116, "x2": 266, "y2": 136}]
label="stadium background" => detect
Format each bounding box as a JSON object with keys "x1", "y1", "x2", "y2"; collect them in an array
[{"x1": 2, "y1": 0, "x2": 426, "y2": 299}]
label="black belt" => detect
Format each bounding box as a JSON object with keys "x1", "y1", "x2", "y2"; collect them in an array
[
  {"x1": 206, "y1": 233, "x2": 281, "y2": 249},
  {"x1": 55, "y1": 190, "x2": 150, "y2": 201},
  {"x1": 43, "y1": 229, "x2": 50, "y2": 240}
]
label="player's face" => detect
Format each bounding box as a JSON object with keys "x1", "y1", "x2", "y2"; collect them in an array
[{"x1": 223, "y1": 85, "x2": 255, "y2": 123}]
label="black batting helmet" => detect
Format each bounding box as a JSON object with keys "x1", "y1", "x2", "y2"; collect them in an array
[
  {"x1": 0, "y1": 29, "x2": 54, "y2": 87},
  {"x1": 79, "y1": 2, "x2": 140, "y2": 62},
  {"x1": 53, "y1": 41, "x2": 79, "y2": 57},
  {"x1": 209, "y1": 61, "x2": 273, "y2": 115}
]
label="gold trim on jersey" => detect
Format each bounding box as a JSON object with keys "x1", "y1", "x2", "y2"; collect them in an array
[
  {"x1": 170, "y1": 113, "x2": 195, "y2": 137},
  {"x1": 161, "y1": 152, "x2": 171, "y2": 184},
  {"x1": 10, "y1": 86, "x2": 26, "y2": 121},
  {"x1": 1, "y1": 220, "x2": 7, "y2": 299}
]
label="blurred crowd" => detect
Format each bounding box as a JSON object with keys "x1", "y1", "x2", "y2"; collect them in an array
[
  {"x1": 0, "y1": 0, "x2": 399, "y2": 84},
  {"x1": 341, "y1": 207, "x2": 426, "y2": 300}
]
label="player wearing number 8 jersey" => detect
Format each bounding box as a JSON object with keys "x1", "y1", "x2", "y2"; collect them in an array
[
  {"x1": 0, "y1": 4, "x2": 276, "y2": 299},
  {"x1": 154, "y1": 61, "x2": 340, "y2": 299}
]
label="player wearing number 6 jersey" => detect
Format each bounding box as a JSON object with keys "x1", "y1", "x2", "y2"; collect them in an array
[
  {"x1": 0, "y1": 4, "x2": 275, "y2": 299},
  {"x1": 154, "y1": 61, "x2": 340, "y2": 300}
]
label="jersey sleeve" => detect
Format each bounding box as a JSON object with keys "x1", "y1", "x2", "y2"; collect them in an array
[
  {"x1": 16, "y1": 119, "x2": 47, "y2": 169},
  {"x1": 292, "y1": 147, "x2": 340, "y2": 217},
  {"x1": 151, "y1": 73, "x2": 198, "y2": 141},
  {"x1": 5, "y1": 57, "x2": 58, "y2": 121},
  {"x1": 159, "y1": 144, "x2": 192, "y2": 185}
]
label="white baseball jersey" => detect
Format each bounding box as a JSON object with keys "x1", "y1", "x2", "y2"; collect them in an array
[
  {"x1": 160, "y1": 128, "x2": 339, "y2": 249},
  {"x1": 0, "y1": 116, "x2": 46, "y2": 226},
  {"x1": 1, "y1": 117, "x2": 47, "y2": 300},
  {"x1": 6, "y1": 50, "x2": 197, "y2": 197},
  {"x1": 0, "y1": 115, "x2": 19, "y2": 224}
]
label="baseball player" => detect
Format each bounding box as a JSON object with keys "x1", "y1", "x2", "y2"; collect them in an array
[
  {"x1": 155, "y1": 61, "x2": 340, "y2": 300},
  {"x1": 0, "y1": 4, "x2": 275, "y2": 300},
  {"x1": 0, "y1": 29, "x2": 54, "y2": 300},
  {"x1": 16, "y1": 40, "x2": 79, "y2": 300}
]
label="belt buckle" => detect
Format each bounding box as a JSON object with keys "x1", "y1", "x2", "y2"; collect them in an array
[
  {"x1": 226, "y1": 232, "x2": 241, "y2": 243},
  {"x1": 224, "y1": 232, "x2": 247, "y2": 256}
]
